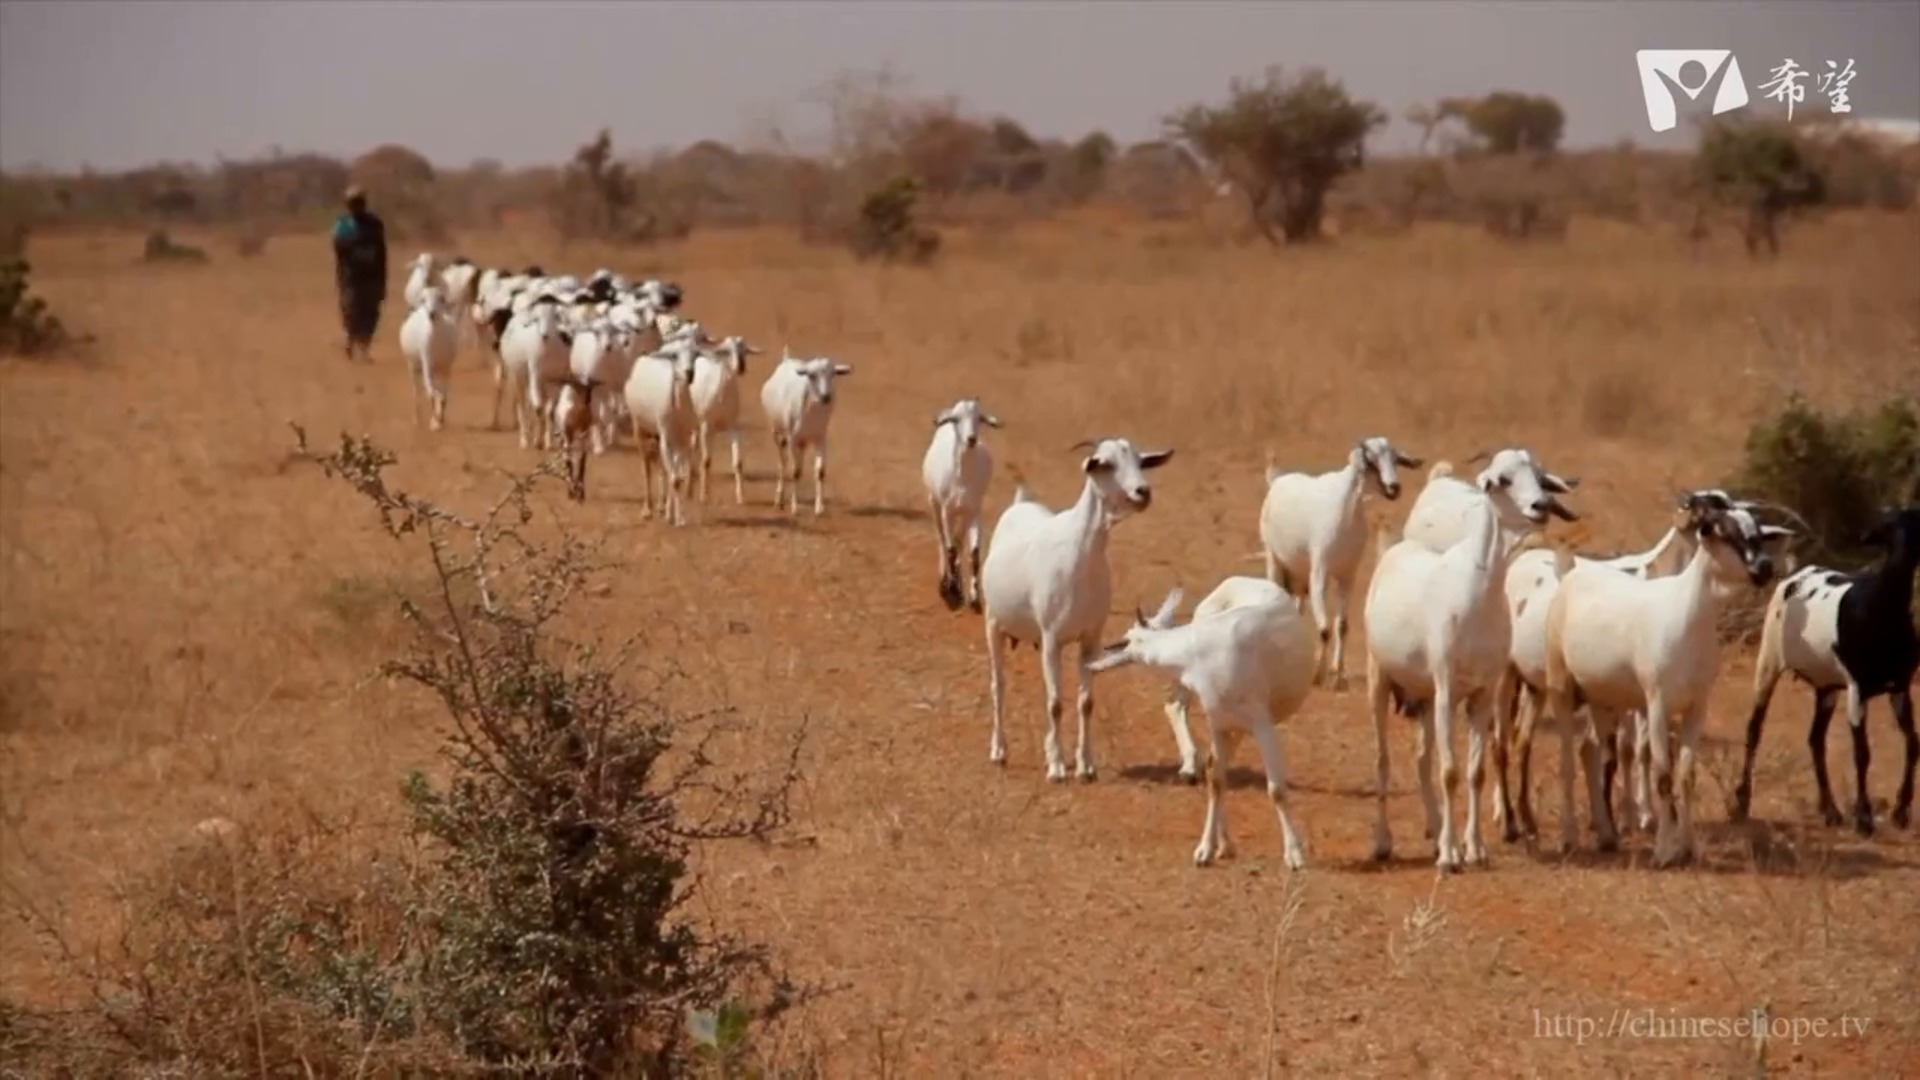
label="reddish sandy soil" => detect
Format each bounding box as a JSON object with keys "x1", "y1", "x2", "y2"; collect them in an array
[{"x1": 3, "y1": 220, "x2": 1916, "y2": 1074}]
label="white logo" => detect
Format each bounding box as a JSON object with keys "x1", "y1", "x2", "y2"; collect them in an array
[{"x1": 1635, "y1": 50, "x2": 1750, "y2": 132}]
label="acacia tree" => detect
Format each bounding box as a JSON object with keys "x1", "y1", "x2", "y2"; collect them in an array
[
  {"x1": 1436, "y1": 91, "x2": 1567, "y2": 155},
  {"x1": 1168, "y1": 66, "x2": 1386, "y2": 244},
  {"x1": 1697, "y1": 120, "x2": 1826, "y2": 256}
]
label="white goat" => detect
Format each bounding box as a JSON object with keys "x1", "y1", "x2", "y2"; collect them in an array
[
  {"x1": 1160, "y1": 575, "x2": 1311, "y2": 785},
  {"x1": 496, "y1": 299, "x2": 572, "y2": 450},
  {"x1": 566, "y1": 318, "x2": 647, "y2": 455},
  {"x1": 552, "y1": 376, "x2": 601, "y2": 502},
  {"x1": 1496, "y1": 489, "x2": 1769, "y2": 844},
  {"x1": 979, "y1": 437, "x2": 1174, "y2": 781},
  {"x1": 396, "y1": 285, "x2": 460, "y2": 431},
  {"x1": 402, "y1": 253, "x2": 438, "y2": 309},
  {"x1": 1402, "y1": 449, "x2": 1580, "y2": 554},
  {"x1": 623, "y1": 337, "x2": 705, "y2": 526},
  {"x1": 759, "y1": 350, "x2": 853, "y2": 516},
  {"x1": 1257, "y1": 436, "x2": 1423, "y2": 689},
  {"x1": 1089, "y1": 577, "x2": 1317, "y2": 868},
  {"x1": 1363, "y1": 457, "x2": 1576, "y2": 870},
  {"x1": 921, "y1": 398, "x2": 1003, "y2": 611},
  {"x1": 690, "y1": 334, "x2": 761, "y2": 505},
  {"x1": 1542, "y1": 502, "x2": 1783, "y2": 866}
]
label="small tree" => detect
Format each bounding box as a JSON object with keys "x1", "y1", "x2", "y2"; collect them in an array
[
  {"x1": 1697, "y1": 120, "x2": 1826, "y2": 257},
  {"x1": 1168, "y1": 66, "x2": 1386, "y2": 244},
  {"x1": 847, "y1": 174, "x2": 939, "y2": 264},
  {"x1": 0, "y1": 257, "x2": 69, "y2": 357},
  {"x1": 287, "y1": 428, "x2": 808, "y2": 1072},
  {"x1": 1437, "y1": 91, "x2": 1567, "y2": 155}
]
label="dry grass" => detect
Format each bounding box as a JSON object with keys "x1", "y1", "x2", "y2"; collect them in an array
[{"x1": 4, "y1": 211, "x2": 1919, "y2": 1074}]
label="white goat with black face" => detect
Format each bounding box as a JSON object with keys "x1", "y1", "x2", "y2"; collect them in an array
[
  {"x1": 979, "y1": 437, "x2": 1174, "y2": 782},
  {"x1": 1257, "y1": 435, "x2": 1423, "y2": 690},
  {"x1": 1542, "y1": 501, "x2": 1783, "y2": 866},
  {"x1": 921, "y1": 398, "x2": 1003, "y2": 611},
  {"x1": 1495, "y1": 489, "x2": 1775, "y2": 845},
  {"x1": 1089, "y1": 576, "x2": 1318, "y2": 869},
  {"x1": 759, "y1": 349, "x2": 853, "y2": 516}
]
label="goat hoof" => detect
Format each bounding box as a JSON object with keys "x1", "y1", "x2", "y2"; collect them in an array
[
  {"x1": 1501, "y1": 823, "x2": 1522, "y2": 844},
  {"x1": 1178, "y1": 768, "x2": 1200, "y2": 786},
  {"x1": 1894, "y1": 806, "x2": 1912, "y2": 829},
  {"x1": 1077, "y1": 766, "x2": 1098, "y2": 783},
  {"x1": 1193, "y1": 845, "x2": 1216, "y2": 867},
  {"x1": 967, "y1": 595, "x2": 983, "y2": 614},
  {"x1": 937, "y1": 577, "x2": 963, "y2": 611},
  {"x1": 1853, "y1": 813, "x2": 1876, "y2": 838},
  {"x1": 1370, "y1": 842, "x2": 1392, "y2": 862},
  {"x1": 1820, "y1": 805, "x2": 1845, "y2": 827},
  {"x1": 1045, "y1": 765, "x2": 1069, "y2": 783},
  {"x1": 1595, "y1": 833, "x2": 1620, "y2": 854}
]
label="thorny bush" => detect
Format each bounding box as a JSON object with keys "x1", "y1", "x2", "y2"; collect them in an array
[{"x1": 6, "y1": 428, "x2": 813, "y2": 1077}]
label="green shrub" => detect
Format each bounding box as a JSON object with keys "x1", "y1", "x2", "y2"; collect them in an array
[
  {"x1": 141, "y1": 228, "x2": 209, "y2": 264},
  {"x1": 1729, "y1": 393, "x2": 1920, "y2": 569},
  {"x1": 0, "y1": 257, "x2": 68, "y2": 357},
  {"x1": 846, "y1": 174, "x2": 940, "y2": 264},
  {"x1": 4, "y1": 431, "x2": 813, "y2": 1077}
]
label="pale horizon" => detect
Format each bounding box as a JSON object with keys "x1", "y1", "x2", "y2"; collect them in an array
[{"x1": 1, "y1": 0, "x2": 1915, "y2": 173}]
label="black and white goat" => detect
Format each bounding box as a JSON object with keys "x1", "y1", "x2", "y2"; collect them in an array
[{"x1": 1732, "y1": 506, "x2": 1920, "y2": 835}]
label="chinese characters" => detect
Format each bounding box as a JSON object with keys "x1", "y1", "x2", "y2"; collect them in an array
[{"x1": 1759, "y1": 57, "x2": 1858, "y2": 121}]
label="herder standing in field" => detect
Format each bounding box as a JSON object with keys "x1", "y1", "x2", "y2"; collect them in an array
[{"x1": 331, "y1": 185, "x2": 388, "y2": 362}]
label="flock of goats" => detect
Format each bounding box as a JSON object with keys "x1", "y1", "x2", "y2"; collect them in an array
[{"x1": 390, "y1": 252, "x2": 1920, "y2": 874}]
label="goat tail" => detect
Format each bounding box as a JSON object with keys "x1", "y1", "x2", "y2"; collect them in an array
[{"x1": 1264, "y1": 447, "x2": 1281, "y2": 485}]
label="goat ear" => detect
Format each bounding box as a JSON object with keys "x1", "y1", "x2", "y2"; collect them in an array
[
  {"x1": 1134, "y1": 604, "x2": 1148, "y2": 627},
  {"x1": 932, "y1": 410, "x2": 955, "y2": 428},
  {"x1": 1150, "y1": 587, "x2": 1184, "y2": 627},
  {"x1": 1759, "y1": 524, "x2": 1797, "y2": 541},
  {"x1": 1083, "y1": 455, "x2": 1107, "y2": 475},
  {"x1": 1139, "y1": 449, "x2": 1175, "y2": 470},
  {"x1": 981, "y1": 413, "x2": 1003, "y2": 429},
  {"x1": 1396, "y1": 453, "x2": 1424, "y2": 469},
  {"x1": 833, "y1": 364, "x2": 853, "y2": 375},
  {"x1": 1544, "y1": 473, "x2": 1580, "y2": 494}
]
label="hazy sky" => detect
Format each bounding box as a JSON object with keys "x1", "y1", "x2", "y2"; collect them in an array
[{"x1": 1, "y1": 0, "x2": 1916, "y2": 171}]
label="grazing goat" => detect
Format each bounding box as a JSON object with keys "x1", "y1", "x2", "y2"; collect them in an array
[
  {"x1": 623, "y1": 338, "x2": 705, "y2": 526},
  {"x1": 1497, "y1": 489, "x2": 1769, "y2": 843},
  {"x1": 1733, "y1": 506, "x2": 1920, "y2": 835},
  {"x1": 1542, "y1": 502, "x2": 1781, "y2": 866},
  {"x1": 1089, "y1": 578, "x2": 1317, "y2": 868},
  {"x1": 690, "y1": 334, "x2": 761, "y2": 505},
  {"x1": 1257, "y1": 436, "x2": 1422, "y2": 690},
  {"x1": 759, "y1": 350, "x2": 853, "y2": 516},
  {"x1": 1364, "y1": 458, "x2": 1576, "y2": 869},
  {"x1": 497, "y1": 299, "x2": 571, "y2": 450},
  {"x1": 980, "y1": 437, "x2": 1174, "y2": 781},
  {"x1": 921, "y1": 398, "x2": 1003, "y2": 611},
  {"x1": 396, "y1": 285, "x2": 460, "y2": 431}
]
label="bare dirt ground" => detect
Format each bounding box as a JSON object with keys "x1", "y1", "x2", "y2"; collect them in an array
[{"x1": 4, "y1": 214, "x2": 1918, "y2": 1075}]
